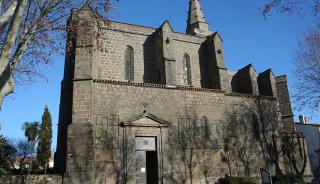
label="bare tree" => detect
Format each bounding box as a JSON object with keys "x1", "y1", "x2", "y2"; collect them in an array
[
  {"x1": 294, "y1": 25, "x2": 320, "y2": 112},
  {"x1": 262, "y1": 0, "x2": 320, "y2": 17},
  {"x1": 6, "y1": 138, "x2": 32, "y2": 173},
  {"x1": 14, "y1": 139, "x2": 32, "y2": 173},
  {"x1": 262, "y1": 1, "x2": 320, "y2": 114},
  {"x1": 0, "y1": 0, "x2": 118, "y2": 109}
]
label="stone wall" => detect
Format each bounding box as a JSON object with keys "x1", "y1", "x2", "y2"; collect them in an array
[
  {"x1": 96, "y1": 22, "x2": 206, "y2": 87},
  {"x1": 0, "y1": 175, "x2": 63, "y2": 184},
  {"x1": 89, "y1": 80, "x2": 277, "y2": 183}
]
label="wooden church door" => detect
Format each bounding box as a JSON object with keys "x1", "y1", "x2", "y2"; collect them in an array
[{"x1": 135, "y1": 137, "x2": 158, "y2": 184}]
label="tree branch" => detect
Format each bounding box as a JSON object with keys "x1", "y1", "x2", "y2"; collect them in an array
[{"x1": 0, "y1": 0, "x2": 18, "y2": 28}]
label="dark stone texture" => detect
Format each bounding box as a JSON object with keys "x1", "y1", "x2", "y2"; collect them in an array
[{"x1": 54, "y1": 2, "x2": 308, "y2": 183}]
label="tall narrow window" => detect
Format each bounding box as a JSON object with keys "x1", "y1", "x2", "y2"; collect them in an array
[
  {"x1": 125, "y1": 46, "x2": 134, "y2": 81},
  {"x1": 182, "y1": 54, "x2": 192, "y2": 85}
]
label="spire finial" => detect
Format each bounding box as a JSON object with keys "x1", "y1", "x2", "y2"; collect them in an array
[{"x1": 186, "y1": 0, "x2": 211, "y2": 37}]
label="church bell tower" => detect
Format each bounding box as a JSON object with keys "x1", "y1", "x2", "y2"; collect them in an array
[{"x1": 186, "y1": 0, "x2": 211, "y2": 37}]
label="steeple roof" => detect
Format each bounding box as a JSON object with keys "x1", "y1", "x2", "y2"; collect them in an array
[
  {"x1": 187, "y1": 0, "x2": 207, "y2": 25},
  {"x1": 186, "y1": 0, "x2": 210, "y2": 37}
]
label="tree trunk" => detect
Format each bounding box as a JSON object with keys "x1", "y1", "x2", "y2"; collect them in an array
[
  {"x1": 0, "y1": 0, "x2": 27, "y2": 109},
  {"x1": 26, "y1": 142, "x2": 35, "y2": 184},
  {"x1": 228, "y1": 162, "x2": 232, "y2": 176},
  {"x1": 44, "y1": 162, "x2": 47, "y2": 174},
  {"x1": 0, "y1": 73, "x2": 14, "y2": 109}
]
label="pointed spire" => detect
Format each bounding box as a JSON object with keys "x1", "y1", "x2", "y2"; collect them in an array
[
  {"x1": 186, "y1": 0, "x2": 211, "y2": 37},
  {"x1": 188, "y1": 0, "x2": 207, "y2": 25}
]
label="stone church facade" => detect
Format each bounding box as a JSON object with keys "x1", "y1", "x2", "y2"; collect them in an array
[{"x1": 54, "y1": 0, "x2": 311, "y2": 183}]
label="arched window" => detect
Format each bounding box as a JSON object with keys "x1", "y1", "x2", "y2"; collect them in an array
[
  {"x1": 125, "y1": 46, "x2": 134, "y2": 81},
  {"x1": 182, "y1": 54, "x2": 192, "y2": 85}
]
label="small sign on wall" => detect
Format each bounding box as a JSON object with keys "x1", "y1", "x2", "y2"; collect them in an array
[
  {"x1": 141, "y1": 167, "x2": 146, "y2": 173},
  {"x1": 260, "y1": 168, "x2": 272, "y2": 184}
]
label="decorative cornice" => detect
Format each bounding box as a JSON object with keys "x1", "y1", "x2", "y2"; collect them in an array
[
  {"x1": 93, "y1": 79, "x2": 225, "y2": 93},
  {"x1": 259, "y1": 95, "x2": 277, "y2": 100},
  {"x1": 92, "y1": 79, "x2": 278, "y2": 100},
  {"x1": 176, "y1": 85, "x2": 224, "y2": 93},
  {"x1": 73, "y1": 78, "x2": 93, "y2": 82},
  {"x1": 94, "y1": 79, "x2": 165, "y2": 87},
  {"x1": 227, "y1": 92, "x2": 276, "y2": 100},
  {"x1": 226, "y1": 92, "x2": 256, "y2": 98}
]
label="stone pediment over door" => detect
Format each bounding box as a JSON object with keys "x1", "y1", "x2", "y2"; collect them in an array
[{"x1": 120, "y1": 112, "x2": 171, "y2": 128}]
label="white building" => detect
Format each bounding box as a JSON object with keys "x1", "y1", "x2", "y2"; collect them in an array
[{"x1": 295, "y1": 115, "x2": 320, "y2": 177}]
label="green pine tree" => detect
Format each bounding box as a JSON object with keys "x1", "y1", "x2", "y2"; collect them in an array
[{"x1": 36, "y1": 105, "x2": 52, "y2": 174}]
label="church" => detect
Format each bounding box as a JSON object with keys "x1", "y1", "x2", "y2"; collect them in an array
[{"x1": 54, "y1": 0, "x2": 311, "y2": 183}]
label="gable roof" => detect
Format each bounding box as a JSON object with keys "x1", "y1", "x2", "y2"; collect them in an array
[
  {"x1": 159, "y1": 20, "x2": 173, "y2": 32},
  {"x1": 238, "y1": 64, "x2": 257, "y2": 74},
  {"x1": 120, "y1": 111, "x2": 171, "y2": 127}
]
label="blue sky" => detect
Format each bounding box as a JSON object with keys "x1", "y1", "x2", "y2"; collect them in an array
[{"x1": 0, "y1": 0, "x2": 318, "y2": 150}]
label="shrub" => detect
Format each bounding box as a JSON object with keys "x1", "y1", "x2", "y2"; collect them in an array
[
  {"x1": 272, "y1": 174, "x2": 304, "y2": 184},
  {"x1": 218, "y1": 176, "x2": 256, "y2": 184}
]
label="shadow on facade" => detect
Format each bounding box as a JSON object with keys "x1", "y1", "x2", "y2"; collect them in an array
[
  {"x1": 198, "y1": 44, "x2": 208, "y2": 89},
  {"x1": 143, "y1": 34, "x2": 156, "y2": 84},
  {"x1": 166, "y1": 106, "x2": 220, "y2": 184},
  {"x1": 221, "y1": 99, "x2": 308, "y2": 178}
]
